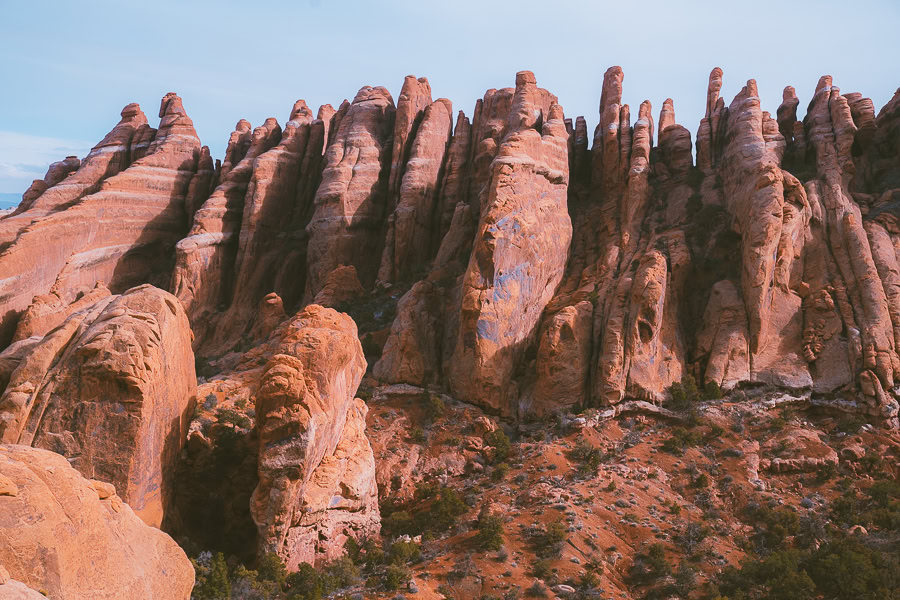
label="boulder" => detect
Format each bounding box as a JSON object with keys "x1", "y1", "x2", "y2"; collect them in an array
[
  {"x1": 250, "y1": 304, "x2": 379, "y2": 568},
  {"x1": 0, "y1": 285, "x2": 196, "y2": 528},
  {"x1": 0, "y1": 444, "x2": 194, "y2": 599}
]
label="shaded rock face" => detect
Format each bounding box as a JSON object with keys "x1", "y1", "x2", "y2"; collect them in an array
[
  {"x1": 0, "y1": 444, "x2": 194, "y2": 600},
  {"x1": 250, "y1": 304, "x2": 378, "y2": 568},
  {"x1": 304, "y1": 87, "x2": 397, "y2": 300},
  {"x1": 171, "y1": 101, "x2": 336, "y2": 352},
  {"x1": 447, "y1": 72, "x2": 571, "y2": 413},
  {"x1": 372, "y1": 68, "x2": 900, "y2": 424},
  {"x1": 0, "y1": 94, "x2": 201, "y2": 348},
  {"x1": 2, "y1": 69, "x2": 900, "y2": 428},
  {"x1": 0, "y1": 285, "x2": 196, "y2": 527},
  {"x1": 11, "y1": 281, "x2": 110, "y2": 342}
]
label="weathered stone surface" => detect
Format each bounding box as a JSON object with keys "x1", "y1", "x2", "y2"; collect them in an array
[
  {"x1": 531, "y1": 300, "x2": 593, "y2": 416},
  {"x1": 387, "y1": 76, "x2": 432, "y2": 204},
  {"x1": 0, "y1": 285, "x2": 196, "y2": 527},
  {"x1": 11, "y1": 282, "x2": 110, "y2": 342},
  {"x1": 373, "y1": 279, "x2": 444, "y2": 385},
  {"x1": 447, "y1": 72, "x2": 570, "y2": 414},
  {"x1": 250, "y1": 304, "x2": 378, "y2": 567},
  {"x1": 7, "y1": 67, "x2": 900, "y2": 428},
  {"x1": 2, "y1": 103, "x2": 147, "y2": 235},
  {"x1": 0, "y1": 444, "x2": 193, "y2": 600},
  {"x1": 0, "y1": 578, "x2": 46, "y2": 599},
  {"x1": 312, "y1": 264, "x2": 365, "y2": 308},
  {"x1": 172, "y1": 118, "x2": 282, "y2": 347},
  {"x1": 304, "y1": 86, "x2": 395, "y2": 299},
  {"x1": 0, "y1": 93, "x2": 200, "y2": 348},
  {"x1": 378, "y1": 97, "x2": 453, "y2": 284},
  {"x1": 696, "y1": 281, "x2": 750, "y2": 390}
]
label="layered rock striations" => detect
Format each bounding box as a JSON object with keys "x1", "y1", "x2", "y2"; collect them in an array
[
  {"x1": 304, "y1": 86, "x2": 396, "y2": 300},
  {"x1": 1, "y1": 68, "x2": 898, "y2": 428},
  {"x1": 0, "y1": 285, "x2": 196, "y2": 527},
  {"x1": 446, "y1": 71, "x2": 571, "y2": 412},
  {"x1": 0, "y1": 94, "x2": 202, "y2": 347}
]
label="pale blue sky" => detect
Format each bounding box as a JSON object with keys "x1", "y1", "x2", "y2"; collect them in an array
[{"x1": 1, "y1": 0, "x2": 897, "y2": 202}]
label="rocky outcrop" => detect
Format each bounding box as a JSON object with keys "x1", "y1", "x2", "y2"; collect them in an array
[
  {"x1": 0, "y1": 285, "x2": 196, "y2": 527},
  {"x1": 172, "y1": 117, "x2": 282, "y2": 346},
  {"x1": 5, "y1": 67, "x2": 900, "y2": 428},
  {"x1": 0, "y1": 444, "x2": 194, "y2": 600},
  {"x1": 250, "y1": 304, "x2": 378, "y2": 568},
  {"x1": 11, "y1": 281, "x2": 111, "y2": 342},
  {"x1": 2, "y1": 103, "x2": 147, "y2": 240},
  {"x1": 446, "y1": 71, "x2": 570, "y2": 414},
  {"x1": 378, "y1": 96, "x2": 453, "y2": 285},
  {"x1": 304, "y1": 87, "x2": 396, "y2": 299},
  {"x1": 0, "y1": 94, "x2": 201, "y2": 348}
]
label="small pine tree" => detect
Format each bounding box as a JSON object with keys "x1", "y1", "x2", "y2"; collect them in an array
[
  {"x1": 475, "y1": 509, "x2": 505, "y2": 551},
  {"x1": 192, "y1": 551, "x2": 230, "y2": 600}
]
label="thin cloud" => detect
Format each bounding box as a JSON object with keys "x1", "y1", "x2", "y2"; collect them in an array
[{"x1": 0, "y1": 131, "x2": 92, "y2": 193}]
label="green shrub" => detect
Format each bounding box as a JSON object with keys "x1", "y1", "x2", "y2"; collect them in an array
[
  {"x1": 569, "y1": 439, "x2": 602, "y2": 477},
  {"x1": 285, "y1": 562, "x2": 325, "y2": 600},
  {"x1": 531, "y1": 521, "x2": 567, "y2": 558},
  {"x1": 388, "y1": 540, "x2": 421, "y2": 565},
  {"x1": 703, "y1": 379, "x2": 723, "y2": 400},
  {"x1": 476, "y1": 511, "x2": 505, "y2": 551},
  {"x1": 427, "y1": 487, "x2": 468, "y2": 533},
  {"x1": 484, "y1": 429, "x2": 512, "y2": 464},
  {"x1": 530, "y1": 559, "x2": 553, "y2": 579},
  {"x1": 425, "y1": 394, "x2": 446, "y2": 423},
  {"x1": 216, "y1": 408, "x2": 251, "y2": 430},
  {"x1": 668, "y1": 374, "x2": 700, "y2": 410},
  {"x1": 383, "y1": 564, "x2": 409, "y2": 591},
  {"x1": 191, "y1": 552, "x2": 231, "y2": 600},
  {"x1": 627, "y1": 543, "x2": 671, "y2": 585},
  {"x1": 409, "y1": 426, "x2": 426, "y2": 444},
  {"x1": 661, "y1": 427, "x2": 703, "y2": 454},
  {"x1": 256, "y1": 552, "x2": 286, "y2": 587},
  {"x1": 492, "y1": 462, "x2": 510, "y2": 481}
]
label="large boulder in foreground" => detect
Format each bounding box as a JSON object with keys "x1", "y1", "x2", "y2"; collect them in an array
[
  {"x1": 0, "y1": 444, "x2": 194, "y2": 600},
  {"x1": 0, "y1": 284, "x2": 196, "y2": 528},
  {"x1": 250, "y1": 304, "x2": 379, "y2": 568}
]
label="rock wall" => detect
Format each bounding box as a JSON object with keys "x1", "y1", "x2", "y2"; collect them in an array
[
  {"x1": 1, "y1": 70, "x2": 898, "y2": 425},
  {"x1": 0, "y1": 285, "x2": 196, "y2": 527},
  {"x1": 0, "y1": 94, "x2": 202, "y2": 348}
]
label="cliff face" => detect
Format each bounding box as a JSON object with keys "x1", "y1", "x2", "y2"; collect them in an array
[
  {"x1": 2, "y1": 69, "x2": 899, "y2": 424},
  {"x1": 0, "y1": 444, "x2": 194, "y2": 600},
  {"x1": 0, "y1": 94, "x2": 203, "y2": 348},
  {"x1": 1, "y1": 67, "x2": 899, "y2": 582},
  {"x1": 0, "y1": 285, "x2": 196, "y2": 528}
]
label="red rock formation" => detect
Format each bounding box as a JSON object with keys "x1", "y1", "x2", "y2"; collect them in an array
[
  {"x1": 172, "y1": 118, "x2": 282, "y2": 346},
  {"x1": 11, "y1": 281, "x2": 110, "y2": 342},
  {"x1": 2, "y1": 103, "x2": 147, "y2": 233},
  {"x1": 4, "y1": 66, "x2": 900, "y2": 431},
  {"x1": 446, "y1": 71, "x2": 570, "y2": 414},
  {"x1": 378, "y1": 97, "x2": 453, "y2": 285},
  {"x1": 0, "y1": 94, "x2": 200, "y2": 348},
  {"x1": 387, "y1": 76, "x2": 433, "y2": 204},
  {"x1": 250, "y1": 304, "x2": 378, "y2": 568},
  {"x1": 0, "y1": 285, "x2": 196, "y2": 527},
  {"x1": 0, "y1": 444, "x2": 194, "y2": 599},
  {"x1": 304, "y1": 87, "x2": 396, "y2": 299},
  {"x1": 312, "y1": 264, "x2": 365, "y2": 308}
]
